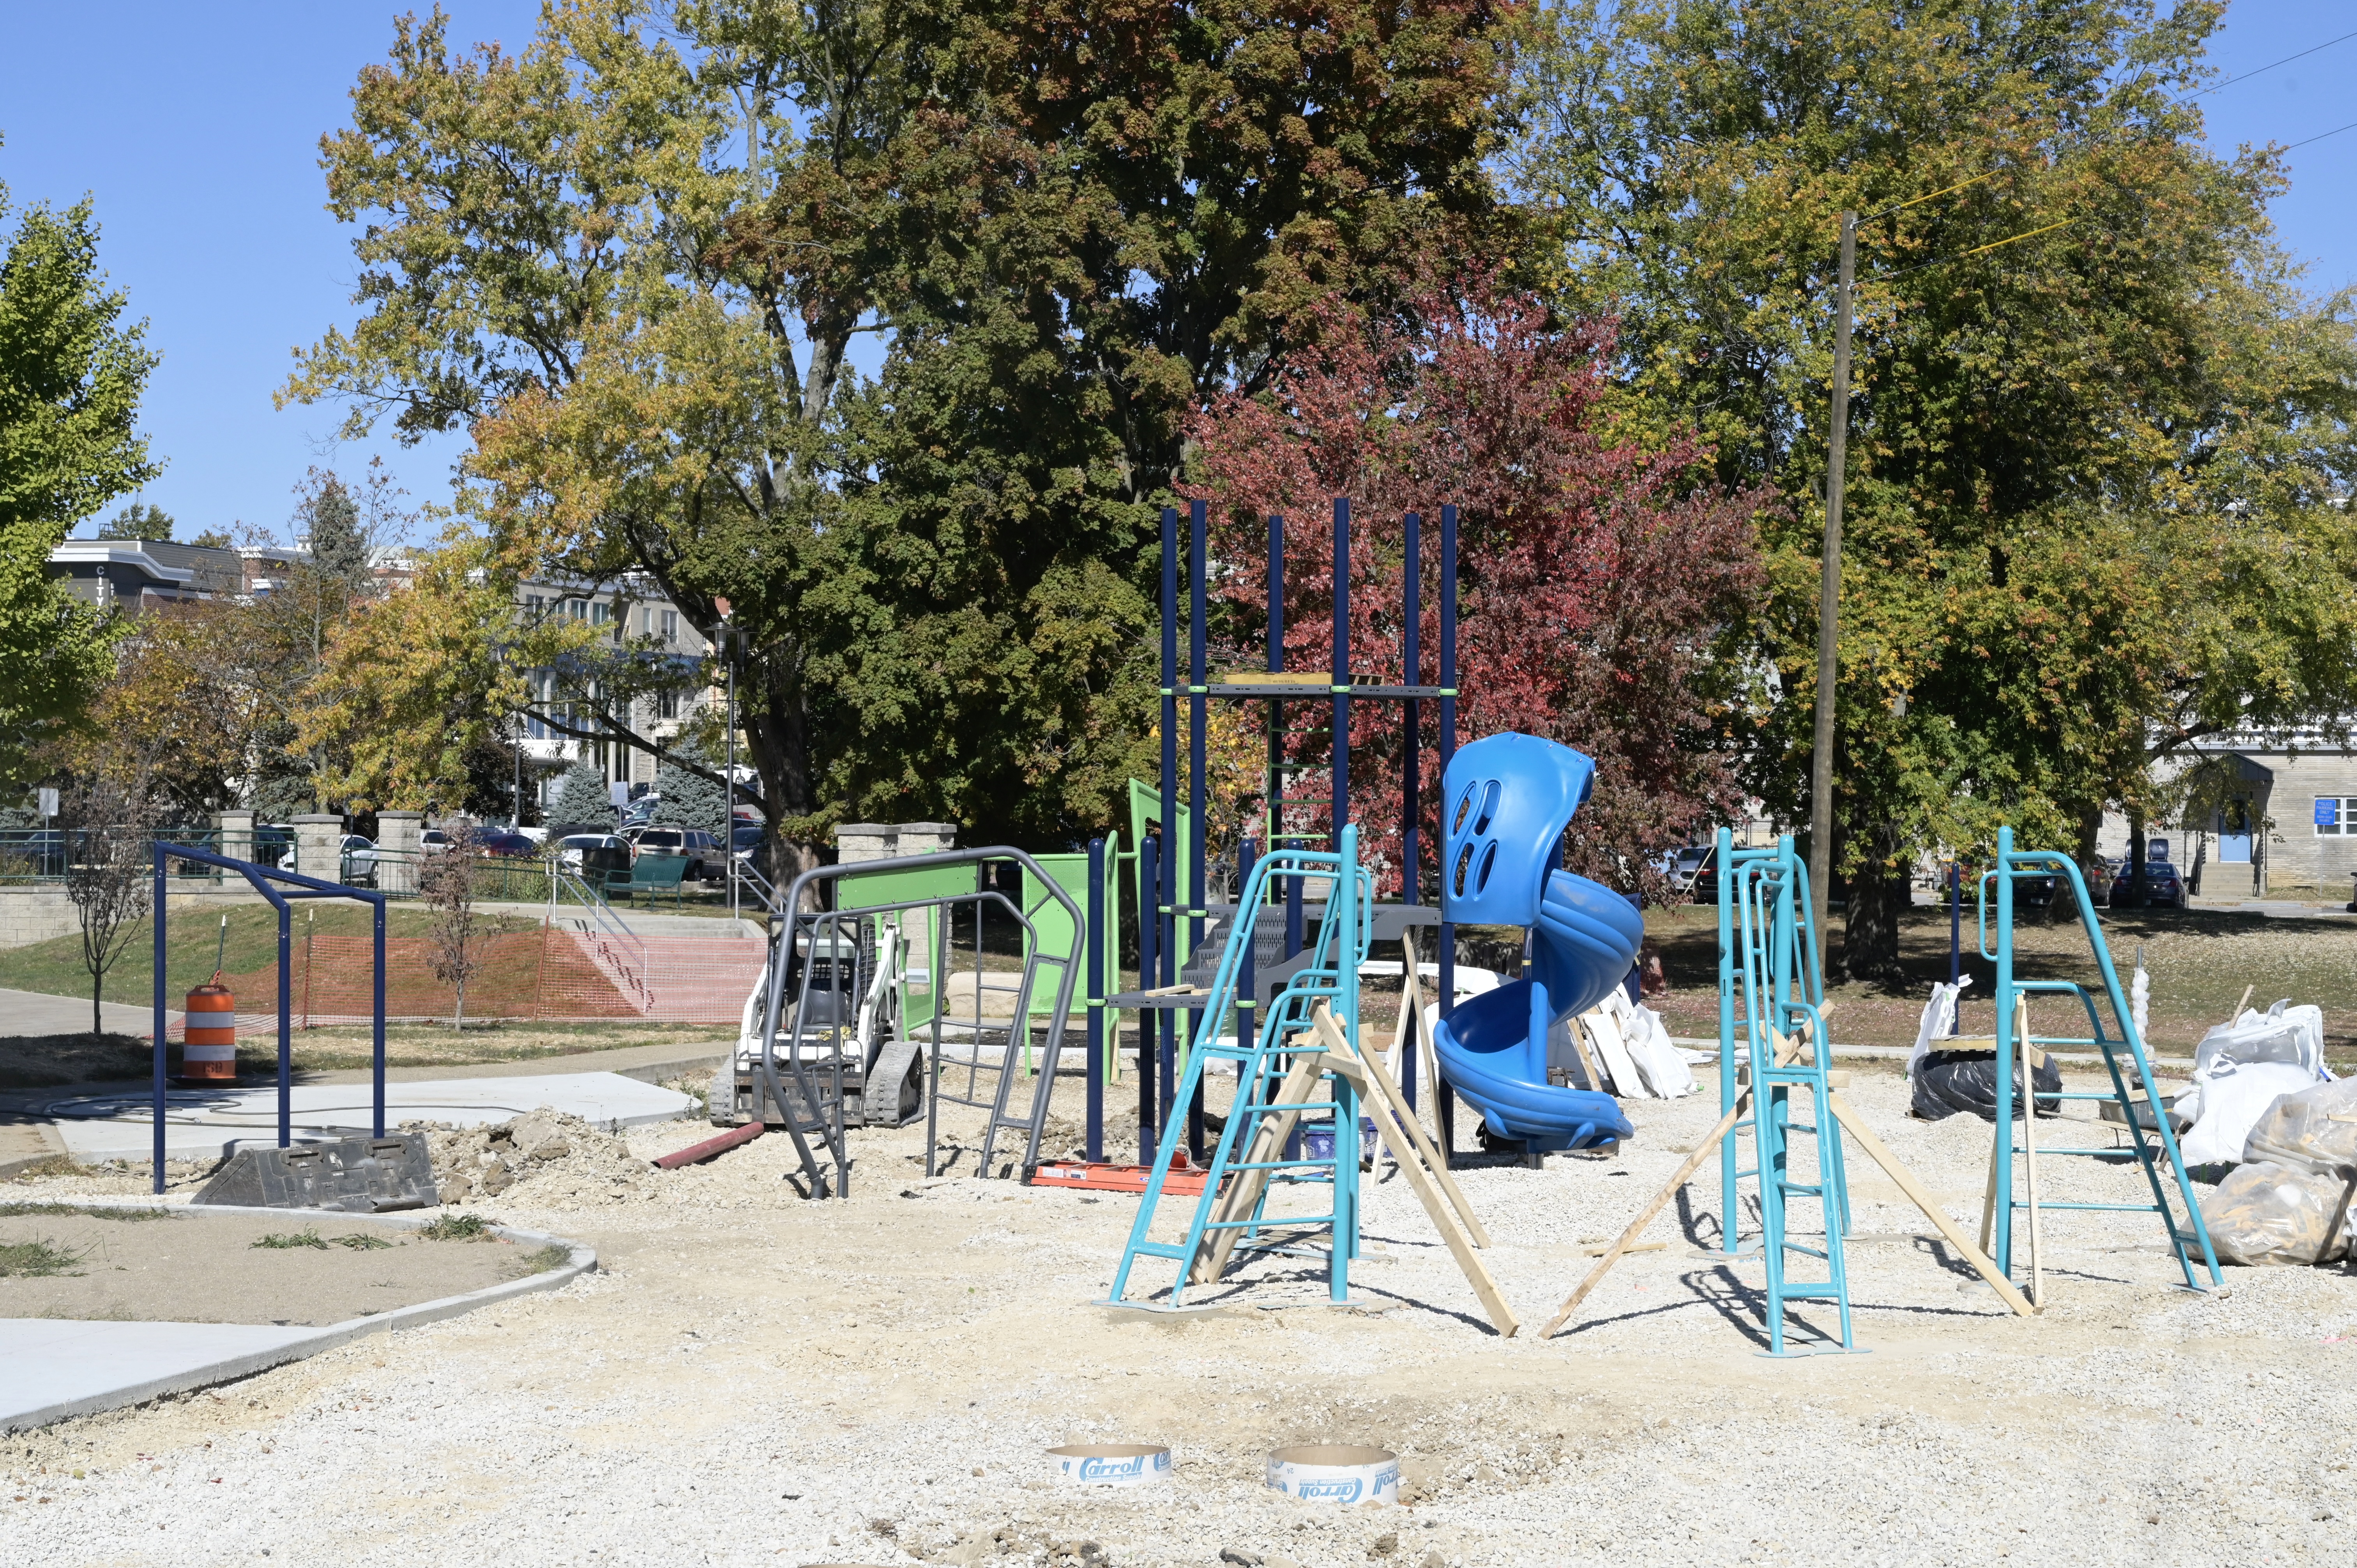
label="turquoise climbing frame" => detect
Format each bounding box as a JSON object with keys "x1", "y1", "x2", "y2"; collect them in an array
[
  {"x1": 1714, "y1": 830, "x2": 1857, "y2": 1354},
  {"x1": 1979, "y1": 825, "x2": 2222, "y2": 1291},
  {"x1": 1106, "y1": 826, "x2": 1373, "y2": 1308}
]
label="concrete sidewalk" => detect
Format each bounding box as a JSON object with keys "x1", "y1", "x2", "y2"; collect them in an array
[
  {"x1": 0, "y1": 985, "x2": 181, "y2": 1038},
  {"x1": 37, "y1": 1071, "x2": 697, "y2": 1162},
  {"x1": 0, "y1": 1209, "x2": 596, "y2": 1433}
]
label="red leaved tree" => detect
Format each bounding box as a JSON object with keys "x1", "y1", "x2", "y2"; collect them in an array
[{"x1": 1186, "y1": 276, "x2": 1770, "y2": 901}]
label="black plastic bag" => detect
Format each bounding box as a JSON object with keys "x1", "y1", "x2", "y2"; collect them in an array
[{"x1": 1910, "y1": 1049, "x2": 2064, "y2": 1121}]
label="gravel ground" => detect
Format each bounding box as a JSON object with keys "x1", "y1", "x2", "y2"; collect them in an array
[{"x1": 4, "y1": 1059, "x2": 2355, "y2": 1567}]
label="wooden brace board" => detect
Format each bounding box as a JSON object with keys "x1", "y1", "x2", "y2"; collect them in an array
[{"x1": 1312, "y1": 1007, "x2": 1519, "y2": 1337}]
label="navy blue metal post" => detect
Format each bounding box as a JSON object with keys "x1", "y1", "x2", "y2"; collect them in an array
[
  {"x1": 1140, "y1": 833, "x2": 1162, "y2": 1157},
  {"x1": 1237, "y1": 837, "x2": 1257, "y2": 1090},
  {"x1": 152, "y1": 846, "x2": 168, "y2": 1193},
  {"x1": 1402, "y1": 510, "x2": 1421, "y2": 901},
  {"x1": 1331, "y1": 497, "x2": 1350, "y2": 839},
  {"x1": 1087, "y1": 835, "x2": 1105, "y2": 1162},
  {"x1": 1436, "y1": 503, "x2": 1459, "y2": 1155},
  {"x1": 145, "y1": 843, "x2": 389, "y2": 1169},
  {"x1": 1949, "y1": 861, "x2": 1963, "y2": 985},
  {"x1": 1188, "y1": 498, "x2": 1209, "y2": 1158},
  {"x1": 1159, "y1": 505, "x2": 1180, "y2": 1149},
  {"x1": 373, "y1": 897, "x2": 387, "y2": 1137},
  {"x1": 277, "y1": 905, "x2": 293, "y2": 1149}
]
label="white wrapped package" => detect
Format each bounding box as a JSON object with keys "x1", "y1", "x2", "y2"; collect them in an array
[{"x1": 2176, "y1": 1062, "x2": 2323, "y2": 1166}]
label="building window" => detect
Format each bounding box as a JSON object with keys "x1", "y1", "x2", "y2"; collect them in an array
[
  {"x1": 657, "y1": 688, "x2": 679, "y2": 720},
  {"x1": 661, "y1": 609, "x2": 678, "y2": 644},
  {"x1": 590, "y1": 600, "x2": 609, "y2": 627},
  {"x1": 2313, "y1": 798, "x2": 2357, "y2": 835},
  {"x1": 523, "y1": 593, "x2": 546, "y2": 623}
]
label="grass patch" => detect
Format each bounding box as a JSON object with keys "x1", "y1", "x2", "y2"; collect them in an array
[
  {"x1": 332, "y1": 1232, "x2": 393, "y2": 1250},
  {"x1": 0, "y1": 1202, "x2": 176, "y2": 1222},
  {"x1": 7, "y1": 1156, "x2": 98, "y2": 1182},
  {"x1": 509, "y1": 1242, "x2": 572, "y2": 1277},
  {"x1": 0, "y1": 1237, "x2": 90, "y2": 1277},
  {"x1": 419, "y1": 1212, "x2": 493, "y2": 1241},
  {"x1": 251, "y1": 1228, "x2": 330, "y2": 1250}
]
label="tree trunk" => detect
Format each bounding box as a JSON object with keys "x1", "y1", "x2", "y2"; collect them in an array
[
  {"x1": 92, "y1": 976, "x2": 103, "y2": 1042},
  {"x1": 1840, "y1": 830, "x2": 1907, "y2": 983},
  {"x1": 2127, "y1": 810, "x2": 2147, "y2": 906}
]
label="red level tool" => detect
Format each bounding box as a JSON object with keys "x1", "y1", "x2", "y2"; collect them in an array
[{"x1": 1030, "y1": 1160, "x2": 1212, "y2": 1196}]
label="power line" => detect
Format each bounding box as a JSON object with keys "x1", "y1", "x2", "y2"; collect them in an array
[
  {"x1": 1871, "y1": 219, "x2": 2075, "y2": 281},
  {"x1": 2282, "y1": 118, "x2": 2357, "y2": 154},
  {"x1": 2186, "y1": 28, "x2": 2357, "y2": 99},
  {"x1": 1863, "y1": 171, "x2": 1996, "y2": 224}
]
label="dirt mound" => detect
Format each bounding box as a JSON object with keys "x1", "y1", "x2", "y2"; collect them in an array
[{"x1": 406, "y1": 1108, "x2": 651, "y2": 1207}]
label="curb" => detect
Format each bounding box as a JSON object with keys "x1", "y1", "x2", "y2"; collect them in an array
[{"x1": 1, "y1": 1200, "x2": 596, "y2": 1434}]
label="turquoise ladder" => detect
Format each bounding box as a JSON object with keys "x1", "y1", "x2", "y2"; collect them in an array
[
  {"x1": 1718, "y1": 832, "x2": 1857, "y2": 1355},
  {"x1": 1980, "y1": 826, "x2": 2222, "y2": 1291},
  {"x1": 1106, "y1": 826, "x2": 1373, "y2": 1308}
]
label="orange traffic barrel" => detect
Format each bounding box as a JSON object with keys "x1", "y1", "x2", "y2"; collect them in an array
[{"x1": 180, "y1": 973, "x2": 237, "y2": 1083}]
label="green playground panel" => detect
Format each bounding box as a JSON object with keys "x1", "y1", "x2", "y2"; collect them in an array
[
  {"x1": 1126, "y1": 779, "x2": 1193, "y2": 971},
  {"x1": 1020, "y1": 840, "x2": 1122, "y2": 1019},
  {"x1": 838, "y1": 856, "x2": 975, "y2": 1032}
]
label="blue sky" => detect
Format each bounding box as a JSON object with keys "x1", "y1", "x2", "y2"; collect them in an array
[{"x1": 1, "y1": 2, "x2": 2350, "y2": 544}]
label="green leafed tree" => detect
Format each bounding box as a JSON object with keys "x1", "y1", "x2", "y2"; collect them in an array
[
  {"x1": 283, "y1": 0, "x2": 1523, "y2": 857},
  {"x1": 96, "y1": 500, "x2": 171, "y2": 540},
  {"x1": 652, "y1": 736, "x2": 728, "y2": 832},
  {"x1": 547, "y1": 758, "x2": 618, "y2": 830},
  {"x1": 0, "y1": 175, "x2": 160, "y2": 785},
  {"x1": 1518, "y1": 0, "x2": 2357, "y2": 975}
]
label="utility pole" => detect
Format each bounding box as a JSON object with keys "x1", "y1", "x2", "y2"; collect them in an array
[{"x1": 1808, "y1": 212, "x2": 1856, "y2": 970}]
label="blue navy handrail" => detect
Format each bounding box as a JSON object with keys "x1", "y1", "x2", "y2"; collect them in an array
[{"x1": 148, "y1": 842, "x2": 390, "y2": 1194}]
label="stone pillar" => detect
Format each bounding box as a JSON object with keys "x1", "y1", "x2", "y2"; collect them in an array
[
  {"x1": 214, "y1": 808, "x2": 257, "y2": 865},
  {"x1": 294, "y1": 814, "x2": 346, "y2": 885},
  {"x1": 376, "y1": 810, "x2": 424, "y2": 895},
  {"x1": 833, "y1": 822, "x2": 958, "y2": 863}
]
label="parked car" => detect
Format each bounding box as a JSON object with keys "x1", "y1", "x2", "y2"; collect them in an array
[
  {"x1": 421, "y1": 827, "x2": 454, "y2": 854},
  {"x1": 2111, "y1": 859, "x2": 2186, "y2": 909},
  {"x1": 337, "y1": 833, "x2": 384, "y2": 886},
  {"x1": 476, "y1": 831, "x2": 539, "y2": 858},
  {"x1": 557, "y1": 832, "x2": 632, "y2": 886},
  {"x1": 630, "y1": 826, "x2": 724, "y2": 881},
  {"x1": 2086, "y1": 858, "x2": 2115, "y2": 907},
  {"x1": 1664, "y1": 844, "x2": 1713, "y2": 901}
]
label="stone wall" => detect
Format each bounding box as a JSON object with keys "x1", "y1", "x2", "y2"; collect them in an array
[{"x1": 0, "y1": 885, "x2": 276, "y2": 951}]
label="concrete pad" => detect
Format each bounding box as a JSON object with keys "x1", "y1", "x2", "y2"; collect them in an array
[
  {"x1": 0, "y1": 1320, "x2": 317, "y2": 1428},
  {"x1": 0, "y1": 985, "x2": 178, "y2": 1038},
  {"x1": 34, "y1": 1071, "x2": 695, "y2": 1161}
]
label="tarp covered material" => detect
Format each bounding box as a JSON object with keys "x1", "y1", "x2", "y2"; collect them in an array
[
  {"x1": 2198, "y1": 1159, "x2": 2355, "y2": 1266},
  {"x1": 2175, "y1": 1001, "x2": 2332, "y2": 1166},
  {"x1": 1910, "y1": 1048, "x2": 2063, "y2": 1122}
]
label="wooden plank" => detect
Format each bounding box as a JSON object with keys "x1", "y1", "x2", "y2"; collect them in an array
[
  {"x1": 1824, "y1": 1091, "x2": 2037, "y2": 1317},
  {"x1": 1585, "y1": 1006, "x2": 1643, "y2": 1097},
  {"x1": 1316, "y1": 1000, "x2": 1492, "y2": 1248},
  {"x1": 1542, "y1": 1095, "x2": 1749, "y2": 1337},
  {"x1": 1189, "y1": 1044, "x2": 1327, "y2": 1285},
  {"x1": 1313, "y1": 1010, "x2": 1520, "y2": 1337},
  {"x1": 1375, "y1": 945, "x2": 1423, "y2": 1168}
]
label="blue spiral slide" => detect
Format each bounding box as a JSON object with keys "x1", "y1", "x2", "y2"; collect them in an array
[{"x1": 1431, "y1": 733, "x2": 1641, "y2": 1151}]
